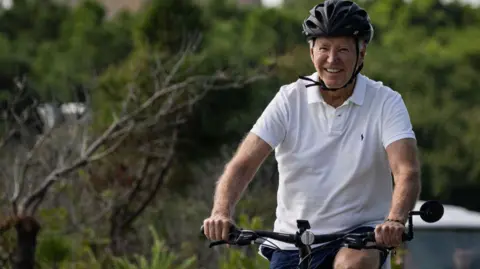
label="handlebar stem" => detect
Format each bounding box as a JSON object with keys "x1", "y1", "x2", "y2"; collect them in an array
[{"x1": 295, "y1": 220, "x2": 313, "y2": 268}]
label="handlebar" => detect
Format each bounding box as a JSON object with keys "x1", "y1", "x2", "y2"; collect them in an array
[
  {"x1": 200, "y1": 200, "x2": 445, "y2": 253},
  {"x1": 199, "y1": 223, "x2": 406, "y2": 251}
]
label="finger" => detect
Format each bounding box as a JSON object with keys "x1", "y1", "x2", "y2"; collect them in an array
[
  {"x1": 215, "y1": 220, "x2": 223, "y2": 241},
  {"x1": 389, "y1": 226, "x2": 399, "y2": 246},
  {"x1": 391, "y1": 226, "x2": 402, "y2": 246},
  {"x1": 210, "y1": 222, "x2": 217, "y2": 240},
  {"x1": 395, "y1": 227, "x2": 405, "y2": 245},
  {"x1": 385, "y1": 226, "x2": 393, "y2": 246},
  {"x1": 394, "y1": 225, "x2": 405, "y2": 246},
  {"x1": 380, "y1": 226, "x2": 389, "y2": 246},
  {"x1": 374, "y1": 226, "x2": 384, "y2": 246},
  {"x1": 389, "y1": 225, "x2": 401, "y2": 246},
  {"x1": 218, "y1": 220, "x2": 227, "y2": 241},
  {"x1": 211, "y1": 220, "x2": 221, "y2": 240},
  {"x1": 204, "y1": 220, "x2": 211, "y2": 239},
  {"x1": 222, "y1": 220, "x2": 230, "y2": 241}
]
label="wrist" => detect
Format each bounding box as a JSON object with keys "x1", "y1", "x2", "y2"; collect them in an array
[
  {"x1": 387, "y1": 212, "x2": 408, "y2": 224},
  {"x1": 385, "y1": 218, "x2": 407, "y2": 226},
  {"x1": 211, "y1": 208, "x2": 232, "y2": 218}
]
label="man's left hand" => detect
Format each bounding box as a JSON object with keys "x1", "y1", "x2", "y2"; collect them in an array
[{"x1": 374, "y1": 220, "x2": 406, "y2": 247}]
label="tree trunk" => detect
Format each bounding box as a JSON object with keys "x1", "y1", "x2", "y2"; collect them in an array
[{"x1": 12, "y1": 216, "x2": 40, "y2": 269}]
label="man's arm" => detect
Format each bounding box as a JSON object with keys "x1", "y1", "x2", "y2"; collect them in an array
[
  {"x1": 211, "y1": 132, "x2": 273, "y2": 218},
  {"x1": 205, "y1": 86, "x2": 288, "y2": 241},
  {"x1": 385, "y1": 137, "x2": 421, "y2": 223}
]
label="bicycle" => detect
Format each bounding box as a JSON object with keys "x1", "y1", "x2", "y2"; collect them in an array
[{"x1": 200, "y1": 200, "x2": 444, "y2": 269}]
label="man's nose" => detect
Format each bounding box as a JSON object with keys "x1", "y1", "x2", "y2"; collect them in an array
[{"x1": 326, "y1": 50, "x2": 339, "y2": 63}]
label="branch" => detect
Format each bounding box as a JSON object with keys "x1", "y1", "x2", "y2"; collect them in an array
[
  {"x1": 89, "y1": 122, "x2": 134, "y2": 162},
  {"x1": 162, "y1": 33, "x2": 203, "y2": 88},
  {"x1": 13, "y1": 41, "x2": 267, "y2": 218},
  {"x1": 17, "y1": 75, "x2": 204, "y2": 216},
  {"x1": 11, "y1": 127, "x2": 53, "y2": 208},
  {"x1": 120, "y1": 128, "x2": 178, "y2": 229},
  {"x1": 123, "y1": 157, "x2": 153, "y2": 208},
  {"x1": 0, "y1": 129, "x2": 16, "y2": 150},
  {"x1": 19, "y1": 157, "x2": 86, "y2": 216},
  {"x1": 62, "y1": 189, "x2": 114, "y2": 235}
]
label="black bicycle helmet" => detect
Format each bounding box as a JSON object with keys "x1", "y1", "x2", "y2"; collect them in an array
[{"x1": 299, "y1": 0, "x2": 374, "y2": 91}]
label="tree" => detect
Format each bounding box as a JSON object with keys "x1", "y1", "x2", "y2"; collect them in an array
[{"x1": 0, "y1": 36, "x2": 264, "y2": 267}]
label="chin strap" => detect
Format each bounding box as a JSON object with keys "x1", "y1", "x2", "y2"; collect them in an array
[{"x1": 299, "y1": 39, "x2": 363, "y2": 91}]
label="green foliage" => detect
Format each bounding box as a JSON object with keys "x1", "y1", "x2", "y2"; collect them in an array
[
  {"x1": 110, "y1": 226, "x2": 196, "y2": 269},
  {"x1": 359, "y1": 0, "x2": 480, "y2": 204},
  {"x1": 32, "y1": 225, "x2": 196, "y2": 269},
  {"x1": 134, "y1": 0, "x2": 206, "y2": 52},
  {"x1": 37, "y1": 207, "x2": 69, "y2": 232},
  {"x1": 31, "y1": 0, "x2": 133, "y2": 101},
  {"x1": 36, "y1": 234, "x2": 71, "y2": 267}
]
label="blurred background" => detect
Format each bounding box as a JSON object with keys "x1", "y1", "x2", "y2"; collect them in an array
[{"x1": 0, "y1": 0, "x2": 478, "y2": 268}]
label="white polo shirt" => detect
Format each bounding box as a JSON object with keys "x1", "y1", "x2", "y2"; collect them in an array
[{"x1": 251, "y1": 72, "x2": 416, "y2": 252}]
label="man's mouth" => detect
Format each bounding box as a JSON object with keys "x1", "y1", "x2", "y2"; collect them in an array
[{"x1": 324, "y1": 68, "x2": 341, "y2": 73}]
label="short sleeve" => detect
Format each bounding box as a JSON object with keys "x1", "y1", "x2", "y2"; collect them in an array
[
  {"x1": 381, "y1": 92, "x2": 416, "y2": 148},
  {"x1": 250, "y1": 88, "x2": 289, "y2": 149}
]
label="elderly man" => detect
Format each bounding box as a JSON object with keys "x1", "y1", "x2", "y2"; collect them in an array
[{"x1": 203, "y1": 0, "x2": 421, "y2": 268}]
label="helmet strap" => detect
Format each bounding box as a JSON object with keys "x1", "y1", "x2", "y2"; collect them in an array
[{"x1": 299, "y1": 39, "x2": 362, "y2": 91}]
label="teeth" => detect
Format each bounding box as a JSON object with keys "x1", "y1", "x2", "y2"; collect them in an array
[{"x1": 326, "y1": 68, "x2": 340, "y2": 73}]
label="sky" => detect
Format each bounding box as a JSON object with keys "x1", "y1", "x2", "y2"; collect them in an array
[{"x1": 262, "y1": 0, "x2": 282, "y2": 7}]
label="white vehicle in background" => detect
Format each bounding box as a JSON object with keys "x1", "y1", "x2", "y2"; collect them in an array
[{"x1": 400, "y1": 201, "x2": 480, "y2": 269}]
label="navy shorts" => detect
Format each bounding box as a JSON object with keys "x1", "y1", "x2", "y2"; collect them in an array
[{"x1": 259, "y1": 226, "x2": 389, "y2": 269}]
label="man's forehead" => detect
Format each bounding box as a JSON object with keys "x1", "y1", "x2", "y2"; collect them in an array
[{"x1": 315, "y1": 37, "x2": 356, "y2": 46}]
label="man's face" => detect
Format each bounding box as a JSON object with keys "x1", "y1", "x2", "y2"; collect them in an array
[{"x1": 310, "y1": 36, "x2": 366, "y2": 89}]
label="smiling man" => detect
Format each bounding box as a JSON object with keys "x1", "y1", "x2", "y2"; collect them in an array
[{"x1": 202, "y1": 1, "x2": 421, "y2": 268}]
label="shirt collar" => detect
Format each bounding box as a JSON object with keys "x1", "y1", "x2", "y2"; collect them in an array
[{"x1": 304, "y1": 72, "x2": 366, "y2": 106}]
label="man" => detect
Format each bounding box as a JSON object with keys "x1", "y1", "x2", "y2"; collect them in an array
[{"x1": 202, "y1": 0, "x2": 421, "y2": 268}]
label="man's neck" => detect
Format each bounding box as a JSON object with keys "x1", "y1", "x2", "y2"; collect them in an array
[{"x1": 320, "y1": 81, "x2": 356, "y2": 108}]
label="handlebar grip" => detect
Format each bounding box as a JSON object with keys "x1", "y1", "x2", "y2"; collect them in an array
[
  {"x1": 200, "y1": 223, "x2": 240, "y2": 246},
  {"x1": 366, "y1": 231, "x2": 375, "y2": 242},
  {"x1": 363, "y1": 231, "x2": 409, "y2": 242},
  {"x1": 209, "y1": 240, "x2": 229, "y2": 248}
]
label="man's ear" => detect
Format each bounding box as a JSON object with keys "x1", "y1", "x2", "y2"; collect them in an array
[
  {"x1": 359, "y1": 41, "x2": 367, "y2": 60},
  {"x1": 357, "y1": 42, "x2": 367, "y2": 65}
]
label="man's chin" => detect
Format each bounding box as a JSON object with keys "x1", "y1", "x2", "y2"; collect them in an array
[{"x1": 322, "y1": 81, "x2": 345, "y2": 90}]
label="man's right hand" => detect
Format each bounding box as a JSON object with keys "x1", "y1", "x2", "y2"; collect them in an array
[{"x1": 202, "y1": 214, "x2": 233, "y2": 241}]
